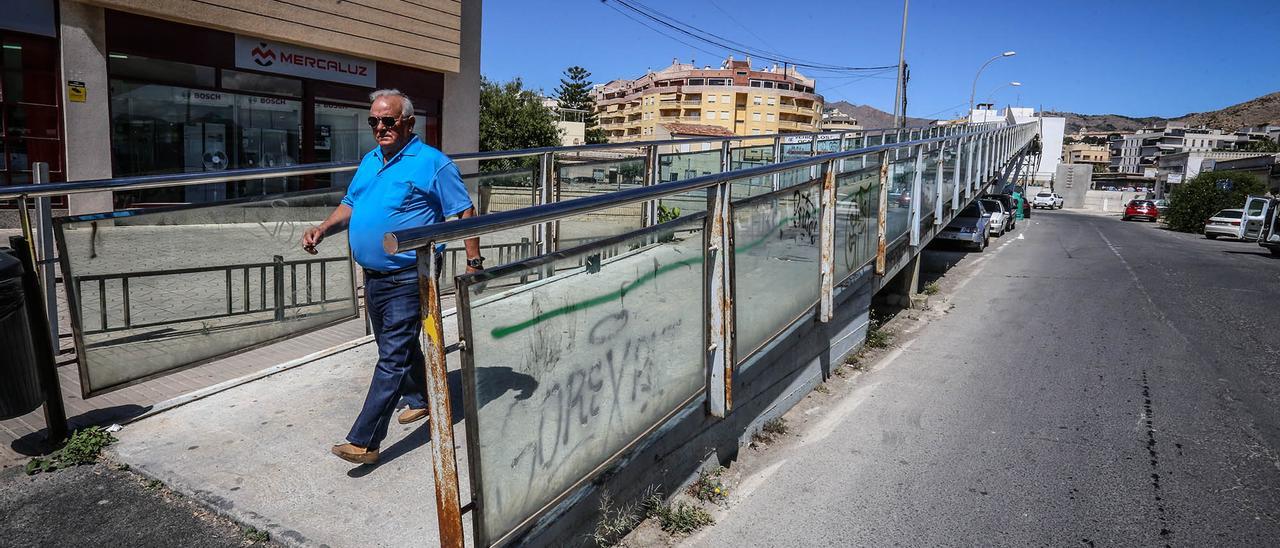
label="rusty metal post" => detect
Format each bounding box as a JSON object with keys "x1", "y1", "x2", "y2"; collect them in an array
[
  {"x1": 875, "y1": 151, "x2": 890, "y2": 275},
  {"x1": 705, "y1": 179, "x2": 733, "y2": 417},
  {"x1": 818, "y1": 160, "x2": 836, "y2": 322},
  {"x1": 909, "y1": 146, "x2": 923, "y2": 247},
  {"x1": 416, "y1": 248, "x2": 464, "y2": 548}
]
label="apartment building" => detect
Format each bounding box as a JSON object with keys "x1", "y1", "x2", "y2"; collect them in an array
[
  {"x1": 1109, "y1": 123, "x2": 1250, "y2": 175},
  {"x1": 592, "y1": 57, "x2": 823, "y2": 142},
  {"x1": 819, "y1": 108, "x2": 862, "y2": 132},
  {"x1": 2, "y1": 0, "x2": 480, "y2": 213},
  {"x1": 1062, "y1": 143, "x2": 1110, "y2": 168}
]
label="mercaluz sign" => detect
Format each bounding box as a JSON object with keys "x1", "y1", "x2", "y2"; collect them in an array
[{"x1": 234, "y1": 35, "x2": 376, "y2": 87}]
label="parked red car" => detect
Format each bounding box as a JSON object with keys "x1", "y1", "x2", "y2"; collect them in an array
[{"x1": 1122, "y1": 199, "x2": 1159, "y2": 222}]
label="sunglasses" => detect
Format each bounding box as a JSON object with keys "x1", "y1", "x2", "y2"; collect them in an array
[{"x1": 367, "y1": 115, "x2": 411, "y2": 129}]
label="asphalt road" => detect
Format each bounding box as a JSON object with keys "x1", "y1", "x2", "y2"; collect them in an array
[{"x1": 685, "y1": 209, "x2": 1280, "y2": 546}]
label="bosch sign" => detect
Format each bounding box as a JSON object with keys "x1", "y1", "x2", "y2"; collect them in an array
[{"x1": 234, "y1": 35, "x2": 376, "y2": 87}]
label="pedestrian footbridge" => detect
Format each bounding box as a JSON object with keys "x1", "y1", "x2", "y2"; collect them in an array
[{"x1": 2, "y1": 121, "x2": 1041, "y2": 547}]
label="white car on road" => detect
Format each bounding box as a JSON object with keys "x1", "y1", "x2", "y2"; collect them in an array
[
  {"x1": 980, "y1": 198, "x2": 1008, "y2": 237},
  {"x1": 1203, "y1": 209, "x2": 1244, "y2": 239},
  {"x1": 1032, "y1": 192, "x2": 1064, "y2": 209}
]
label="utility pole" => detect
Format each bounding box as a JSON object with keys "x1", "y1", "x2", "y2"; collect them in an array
[{"x1": 891, "y1": 0, "x2": 908, "y2": 128}]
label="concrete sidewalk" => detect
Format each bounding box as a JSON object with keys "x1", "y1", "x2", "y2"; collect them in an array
[{"x1": 107, "y1": 313, "x2": 472, "y2": 547}]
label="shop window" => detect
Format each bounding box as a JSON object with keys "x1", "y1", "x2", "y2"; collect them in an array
[
  {"x1": 221, "y1": 69, "x2": 303, "y2": 98},
  {"x1": 109, "y1": 80, "x2": 301, "y2": 203}
]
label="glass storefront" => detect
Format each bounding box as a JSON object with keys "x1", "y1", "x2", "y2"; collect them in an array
[
  {"x1": 1, "y1": 31, "x2": 63, "y2": 191},
  {"x1": 104, "y1": 11, "x2": 443, "y2": 205},
  {"x1": 110, "y1": 79, "x2": 302, "y2": 204}
]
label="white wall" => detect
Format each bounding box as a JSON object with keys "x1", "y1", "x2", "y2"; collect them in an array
[{"x1": 1036, "y1": 117, "x2": 1065, "y2": 183}]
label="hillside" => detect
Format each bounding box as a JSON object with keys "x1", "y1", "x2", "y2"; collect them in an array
[
  {"x1": 825, "y1": 101, "x2": 932, "y2": 129},
  {"x1": 1048, "y1": 91, "x2": 1280, "y2": 133}
]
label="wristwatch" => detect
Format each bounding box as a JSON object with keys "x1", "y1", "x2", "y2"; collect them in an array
[{"x1": 466, "y1": 256, "x2": 486, "y2": 269}]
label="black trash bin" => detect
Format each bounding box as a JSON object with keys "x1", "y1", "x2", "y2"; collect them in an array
[{"x1": 0, "y1": 249, "x2": 43, "y2": 420}]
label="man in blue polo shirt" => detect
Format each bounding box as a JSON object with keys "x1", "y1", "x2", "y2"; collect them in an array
[{"x1": 301, "y1": 89, "x2": 481, "y2": 465}]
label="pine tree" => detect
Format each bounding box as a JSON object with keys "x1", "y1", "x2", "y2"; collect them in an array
[{"x1": 554, "y1": 66, "x2": 607, "y2": 144}]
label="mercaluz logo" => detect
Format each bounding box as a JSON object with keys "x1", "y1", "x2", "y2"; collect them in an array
[{"x1": 251, "y1": 42, "x2": 275, "y2": 67}]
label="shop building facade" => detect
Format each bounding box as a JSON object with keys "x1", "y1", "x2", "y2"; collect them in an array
[{"x1": 2, "y1": 0, "x2": 480, "y2": 214}]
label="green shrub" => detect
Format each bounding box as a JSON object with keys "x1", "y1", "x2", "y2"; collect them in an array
[{"x1": 1164, "y1": 171, "x2": 1266, "y2": 233}]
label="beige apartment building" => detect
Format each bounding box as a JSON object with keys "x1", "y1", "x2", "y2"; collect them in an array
[
  {"x1": 593, "y1": 57, "x2": 823, "y2": 142},
  {"x1": 2, "y1": 0, "x2": 480, "y2": 213},
  {"x1": 1062, "y1": 143, "x2": 1110, "y2": 168}
]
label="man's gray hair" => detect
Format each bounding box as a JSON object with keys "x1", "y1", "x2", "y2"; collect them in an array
[{"x1": 369, "y1": 89, "x2": 414, "y2": 118}]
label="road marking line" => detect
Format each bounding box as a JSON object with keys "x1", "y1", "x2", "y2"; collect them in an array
[{"x1": 1093, "y1": 226, "x2": 1191, "y2": 347}]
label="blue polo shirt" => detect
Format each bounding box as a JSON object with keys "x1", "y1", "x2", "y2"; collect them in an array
[{"x1": 341, "y1": 135, "x2": 473, "y2": 272}]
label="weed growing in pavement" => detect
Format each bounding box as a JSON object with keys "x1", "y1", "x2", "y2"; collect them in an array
[
  {"x1": 750, "y1": 417, "x2": 790, "y2": 447},
  {"x1": 592, "y1": 486, "x2": 663, "y2": 547},
  {"x1": 865, "y1": 322, "x2": 893, "y2": 349},
  {"x1": 25, "y1": 426, "x2": 117, "y2": 475},
  {"x1": 814, "y1": 383, "x2": 830, "y2": 394},
  {"x1": 688, "y1": 467, "x2": 728, "y2": 503},
  {"x1": 243, "y1": 526, "x2": 270, "y2": 543},
  {"x1": 653, "y1": 502, "x2": 714, "y2": 535},
  {"x1": 923, "y1": 281, "x2": 941, "y2": 295},
  {"x1": 144, "y1": 479, "x2": 164, "y2": 490},
  {"x1": 763, "y1": 417, "x2": 789, "y2": 437}
]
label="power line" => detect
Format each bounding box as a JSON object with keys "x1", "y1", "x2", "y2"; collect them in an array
[{"x1": 603, "y1": 0, "x2": 896, "y2": 73}]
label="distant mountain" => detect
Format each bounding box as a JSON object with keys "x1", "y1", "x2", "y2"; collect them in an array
[
  {"x1": 825, "y1": 101, "x2": 932, "y2": 129},
  {"x1": 1047, "y1": 92, "x2": 1280, "y2": 134}
]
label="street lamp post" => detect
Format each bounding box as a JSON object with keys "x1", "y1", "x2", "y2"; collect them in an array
[
  {"x1": 983, "y1": 81, "x2": 1022, "y2": 106},
  {"x1": 968, "y1": 51, "x2": 1016, "y2": 118}
]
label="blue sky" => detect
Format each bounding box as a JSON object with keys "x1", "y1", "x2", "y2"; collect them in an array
[{"x1": 482, "y1": 0, "x2": 1280, "y2": 119}]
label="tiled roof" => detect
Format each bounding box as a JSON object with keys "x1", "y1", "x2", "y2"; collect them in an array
[{"x1": 661, "y1": 123, "x2": 736, "y2": 137}]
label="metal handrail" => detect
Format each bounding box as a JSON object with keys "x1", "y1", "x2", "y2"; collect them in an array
[
  {"x1": 0, "y1": 125, "x2": 947, "y2": 201},
  {"x1": 386, "y1": 122, "x2": 1030, "y2": 253}
]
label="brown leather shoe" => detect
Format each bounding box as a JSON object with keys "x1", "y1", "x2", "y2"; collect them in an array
[
  {"x1": 331, "y1": 443, "x2": 379, "y2": 465},
  {"x1": 398, "y1": 407, "x2": 429, "y2": 425}
]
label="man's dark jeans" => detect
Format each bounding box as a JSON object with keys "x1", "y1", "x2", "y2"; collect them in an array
[{"x1": 346, "y1": 267, "x2": 428, "y2": 450}]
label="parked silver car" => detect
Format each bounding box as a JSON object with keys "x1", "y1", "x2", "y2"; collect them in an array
[{"x1": 937, "y1": 201, "x2": 992, "y2": 251}]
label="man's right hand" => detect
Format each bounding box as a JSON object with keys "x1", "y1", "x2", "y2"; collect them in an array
[{"x1": 302, "y1": 226, "x2": 325, "y2": 255}]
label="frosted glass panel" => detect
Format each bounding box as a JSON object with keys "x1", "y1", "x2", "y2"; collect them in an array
[
  {"x1": 733, "y1": 180, "x2": 822, "y2": 360},
  {"x1": 834, "y1": 157, "x2": 881, "y2": 280},
  {"x1": 461, "y1": 215, "x2": 707, "y2": 542},
  {"x1": 57, "y1": 190, "x2": 356, "y2": 395}
]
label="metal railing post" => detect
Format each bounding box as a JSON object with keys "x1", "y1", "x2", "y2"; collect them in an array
[
  {"x1": 536, "y1": 152, "x2": 554, "y2": 255},
  {"x1": 272, "y1": 255, "x2": 285, "y2": 322},
  {"x1": 875, "y1": 151, "x2": 890, "y2": 275},
  {"x1": 934, "y1": 146, "x2": 945, "y2": 224},
  {"x1": 771, "y1": 136, "x2": 782, "y2": 191},
  {"x1": 705, "y1": 179, "x2": 733, "y2": 417},
  {"x1": 909, "y1": 146, "x2": 924, "y2": 246},
  {"x1": 819, "y1": 160, "x2": 836, "y2": 322},
  {"x1": 952, "y1": 141, "x2": 962, "y2": 210},
  {"x1": 416, "y1": 245, "x2": 465, "y2": 548},
  {"x1": 643, "y1": 144, "x2": 659, "y2": 226},
  {"x1": 32, "y1": 162, "x2": 58, "y2": 352}
]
